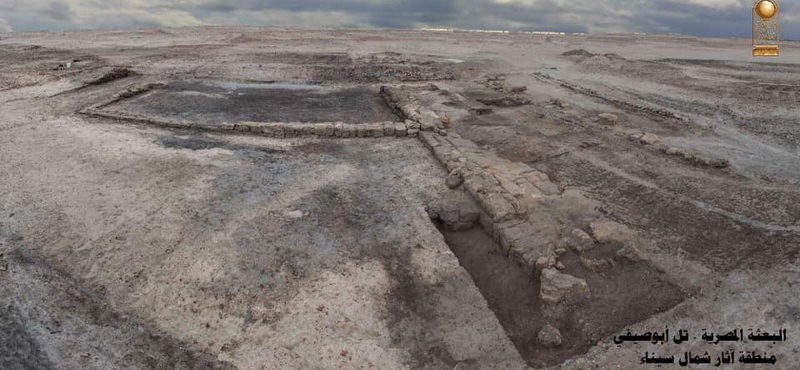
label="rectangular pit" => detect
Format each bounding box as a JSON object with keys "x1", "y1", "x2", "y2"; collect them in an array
[
  {"x1": 439, "y1": 226, "x2": 687, "y2": 368},
  {"x1": 98, "y1": 80, "x2": 399, "y2": 129}
]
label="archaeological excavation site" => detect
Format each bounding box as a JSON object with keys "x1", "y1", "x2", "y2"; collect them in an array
[{"x1": 1, "y1": 27, "x2": 799, "y2": 369}]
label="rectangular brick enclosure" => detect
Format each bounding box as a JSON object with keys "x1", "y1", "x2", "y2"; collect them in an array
[{"x1": 101, "y1": 80, "x2": 399, "y2": 127}]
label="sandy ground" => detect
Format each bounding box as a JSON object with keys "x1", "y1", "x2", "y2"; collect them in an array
[{"x1": 1, "y1": 27, "x2": 799, "y2": 369}]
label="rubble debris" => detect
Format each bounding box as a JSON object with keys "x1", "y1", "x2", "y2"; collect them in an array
[
  {"x1": 283, "y1": 210, "x2": 304, "y2": 219},
  {"x1": 570, "y1": 229, "x2": 595, "y2": 252},
  {"x1": 469, "y1": 107, "x2": 493, "y2": 115},
  {"x1": 426, "y1": 200, "x2": 481, "y2": 231},
  {"x1": 616, "y1": 244, "x2": 641, "y2": 261},
  {"x1": 597, "y1": 113, "x2": 619, "y2": 125},
  {"x1": 580, "y1": 256, "x2": 614, "y2": 272},
  {"x1": 446, "y1": 172, "x2": 464, "y2": 189},
  {"x1": 477, "y1": 95, "x2": 531, "y2": 107},
  {"x1": 312, "y1": 58, "x2": 455, "y2": 83},
  {"x1": 590, "y1": 221, "x2": 634, "y2": 244},
  {"x1": 537, "y1": 324, "x2": 562, "y2": 348},
  {"x1": 540, "y1": 268, "x2": 589, "y2": 305},
  {"x1": 536, "y1": 256, "x2": 552, "y2": 268},
  {"x1": 548, "y1": 98, "x2": 570, "y2": 109},
  {"x1": 639, "y1": 132, "x2": 659, "y2": 145},
  {"x1": 88, "y1": 67, "x2": 134, "y2": 85},
  {"x1": 533, "y1": 254, "x2": 559, "y2": 271},
  {"x1": 485, "y1": 75, "x2": 506, "y2": 91},
  {"x1": 54, "y1": 62, "x2": 73, "y2": 70},
  {"x1": 663, "y1": 147, "x2": 730, "y2": 168},
  {"x1": 533, "y1": 181, "x2": 560, "y2": 196},
  {"x1": 477, "y1": 76, "x2": 532, "y2": 107},
  {"x1": 484, "y1": 75, "x2": 527, "y2": 94},
  {"x1": 561, "y1": 49, "x2": 594, "y2": 59}
]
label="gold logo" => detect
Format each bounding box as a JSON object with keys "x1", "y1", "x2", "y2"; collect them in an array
[{"x1": 753, "y1": 0, "x2": 780, "y2": 56}]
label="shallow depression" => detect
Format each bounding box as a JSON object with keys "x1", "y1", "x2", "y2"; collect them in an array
[{"x1": 105, "y1": 80, "x2": 400, "y2": 127}]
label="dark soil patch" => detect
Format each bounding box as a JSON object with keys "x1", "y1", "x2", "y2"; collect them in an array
[
  {"x1": 0, "y1": 303, "x2": 56, "y2": 370},
  {"x1": 245, "y1": 52, "x2": 353, "y2": 65},
  {"x1": 88, "y1": 67, "x2": 134, "y2": 85},
  {"x1": 381, "y1": 247, "x2": 458, "y2": 369},
  {"x1": 159, "y1": 136, "x2": 283, "y2": 155},
  {"x1": 311, "y1": 63, "x2": 454, "y2": 83},
  {"x1": 440, "y1": 227, "x2": 687, "y2": 368},
  {"x1": 109, "y1": 80, "x2": 399, "y2": 127}
]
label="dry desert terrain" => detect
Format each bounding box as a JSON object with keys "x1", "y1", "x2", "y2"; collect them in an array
[{"x1": 1, "y1": 27, "x2": 799, "y2": 369}]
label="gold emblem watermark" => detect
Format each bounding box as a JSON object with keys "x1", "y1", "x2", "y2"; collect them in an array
[{"x1": 753, "y1": 0, "x2": 779, "y2": 57}]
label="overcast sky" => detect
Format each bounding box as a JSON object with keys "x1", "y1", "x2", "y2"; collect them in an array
[{"x1": 0, "y1": 0, "x2": 796, "y2": 39}]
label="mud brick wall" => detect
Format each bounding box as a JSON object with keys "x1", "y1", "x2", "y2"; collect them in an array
[
  {"x1": 380, "y1": 85, "x2": 449, "y2": 134},
  {"x1": 418, "y1": 131, "x2": 563, "y2": 274}
]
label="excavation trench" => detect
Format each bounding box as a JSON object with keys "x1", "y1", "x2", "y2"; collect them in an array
[{"x1": 437, "y1": 224, "x2": 688, "y2": 368}]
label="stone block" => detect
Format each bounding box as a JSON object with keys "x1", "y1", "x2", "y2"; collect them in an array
[
  {"x1": 383, "y1": 122, "x2": 395, "y2": 137},
  {"x1": 580, "y1": 257, "x2": 614, "y2": 272},
  {"x1": 261, "y1": 123, "x2": 284, "y2": 137},
  {"x1": 598, "y1": 113, "x2": 619, "y2": 125},
  {"x1": 432, "y1": 144, "x2": 455, "y2": 164},
  {"x1": 311, "y1": 124, "x2": 325, "y2": 136},
  {"x1": 369, "y1": 124, "x2": 384, "y2": 137},
  {"x1": 538, "y1": 324, "x2": 562, "y2": 348},
  {"x1": 516, "y1": 181, "x2": 545, "y2": 210},
  {"x1": 445, "y1": 173, "x2": 463, "y2": 189},
  {"x1": 478, "y1": 194, "x2": 516, "y2": 223},
  {"x1": 540, "y1": 268, "x2": 588, "y2": 305},
  {"x1": 394, "y1": 122, "x2": 407, "y2": 137},
  {"x1": 639, "y1": 132, "x2": 659, "y2": 145},
  {"x1": 570, "y1": 228, "x2": 595, "y2": 253},
  {"x1": 445, "y1": 136, "x2": 482, "y2": 152},
  {"x1": 342, "y1": 126, "x2": 354, "y2": 138},
  {"x1": 321, "y1": 123, "x2": 335, "y2": 136},
  {"x1": 405, "y1": 119, "x2": 420, "y2": 130},
  {"x1": 499, "y1": 178, "x2": 524, "y2": 197},
  {"x1": 463, "y1": 172, "x2": 499, "y2": 196},
  {"x1": 498, "y1": 221, "x2": 536, "y2": 252},
  {"x1": 479, "y1": 211, "x2": 494, "y2": 237},
  {"x1": 590, "y1": 221, "x2": 634, "y2": 243},
  {"x1": 497, "y1": 162, "x2": 534, "y2": 176},
  {"x1": 419, "y1": 131, "x2": 441, "y2": 150},
  {"x1": 433, "y1": 201, "x2": 481, "y2": 231},
  {"x1": 509, "y1": 234, "x2": 553, "y2": 269},
  {"x1": 524, "y1": 171, "x2": 550, "y2": 183},
  {"x1": 534, "y1": 181, "x2": 560, "y2": 195}
]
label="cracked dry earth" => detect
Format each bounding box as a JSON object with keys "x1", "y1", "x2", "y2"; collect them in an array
[{"x1": 1, "y1": 27, "x2": 800, "y2": 370}]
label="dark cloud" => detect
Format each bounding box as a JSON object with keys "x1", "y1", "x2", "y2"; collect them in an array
[
  {"x1": 38, "y1": 1, "x2": 75, "y2": 22},
  {"x1": 4, "y1": 0, "x2": 799, "y2": 40}
]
